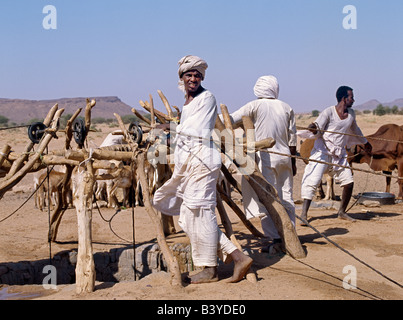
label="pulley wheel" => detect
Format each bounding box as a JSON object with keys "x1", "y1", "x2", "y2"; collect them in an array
[
  {"x1": 128, "y1": 123, "x2": 143, "y2": 144},
  {"x1": 73, "y1": 118, "x2": 87, "y2": 147},
  {"x1": 28, "y1": 122, "x2": 47, "y2": 144}
]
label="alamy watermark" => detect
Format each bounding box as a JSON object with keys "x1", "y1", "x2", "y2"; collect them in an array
[
  {"x1": 42, "y1": 265, "x2": 57, "y2": 289},
  {"x1": 42, "y1": 5, "x2": 57, "y2": 30},
  {"x1": 343, "y1": 5, "x2": 357, "y2": 30},
  {"x1": 146, "y1": 125, "x2": 257, "y2": 175},
  {"x1": 343, "y1": 265, "x2": 357, "y2": 290}
]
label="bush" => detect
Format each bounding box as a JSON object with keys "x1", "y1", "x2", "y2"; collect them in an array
[
  {"x1": 121, "y1": 115, "x2": 140, "y2": 124},
  {"x1": 0, "y1": 115, "x2": 9, "y2": 125},
  {"x1": 311, "y1": 110, "x2": 320, "y2": 117},
  {"x1": 373, "y1": 104, "x2": 386, "y2": 116}
]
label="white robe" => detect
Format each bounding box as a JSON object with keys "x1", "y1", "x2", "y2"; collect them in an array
[
  {"x1": 152, "y1": 89, "x2": 236, "y2": 266},
  {"x1": 152, "y1": 90, "x2": 221, "y2": 215},
  {"x1": 228, "y1": 98, "x2": 297, "y2": 239}
]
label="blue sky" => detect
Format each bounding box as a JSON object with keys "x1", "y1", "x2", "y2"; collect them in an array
[{"x1": 0, "y1": 0, "x2": 402, "y2": 115}]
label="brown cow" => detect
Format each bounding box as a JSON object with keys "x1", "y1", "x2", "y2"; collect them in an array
[{"x1": 348, "y1": 123, "x2": 403, "y2": 199}]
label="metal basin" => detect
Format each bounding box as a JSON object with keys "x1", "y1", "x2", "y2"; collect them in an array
[{"x1": 357, "y1": 192, "x2": 396, "y2": 205}]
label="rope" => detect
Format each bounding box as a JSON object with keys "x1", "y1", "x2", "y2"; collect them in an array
[
  {"x1": 228, "y1": 149, "x2": 403, "y2": 289},
  {"x1": 46, "y1": 163, "x2": 52, "y2": 264},
  {"x1": 257, "y1": 148, "x2": 403, "y2": 181},
  {"x1": 173, "y1": 128, "x2": 403, "y2": 290},
  {"x1": 0, "y1": 166, "x2": 55, "y2": 223},
  {"x1": 296, "y1": 125, "x2": 403, "y2": 145},
  {"x1": 171, "y1": 130, "x2": 402, "y2": 182},
  {"x1": 0, "y1": 125, "x2": 30, "y2": 131},
  {"x1": 94, "y1": 200, "x2": 134, "y2": 244},
  {"x1": 295, "y1": 214, "x2": 403, "y2": 289}
]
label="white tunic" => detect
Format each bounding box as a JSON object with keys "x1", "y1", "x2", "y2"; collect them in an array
[
  {"x1": 152, "y1": 90, "x2": 221, "y2": 215},
  {"x1": 300, "y1": 106, "x2": 368, "y2": 200},
  {"x1": 228, "y1": 98, "x2": 297, "y2": 239},
  {"x1": 312, "y1": 106, "x2": 367, "y2": 170},
  {"x1": 228, "y1": 98, "x2": 297, "y2": 167}
]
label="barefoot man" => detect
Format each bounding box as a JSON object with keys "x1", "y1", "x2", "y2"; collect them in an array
[
  {"x1": 300, "y1": 86, "x2": 372, "y2": 225},
  {"x1": 152, "y1": 55, "x2": 252, "y2": 284}
]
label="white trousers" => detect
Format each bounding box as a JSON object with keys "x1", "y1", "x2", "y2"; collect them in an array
[
  {"x1": 243, "y1": 159, "x2": 295, "y2": 240},
  {"x1": 178, "y1": 204, "x2": 237, "y2": 267},
  {"x1": 301, "y1": 151, "x2": 354, "y2": 200}
]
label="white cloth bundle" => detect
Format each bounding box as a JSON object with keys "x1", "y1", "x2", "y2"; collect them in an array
[
  {"x1": 177, "y1": 55, "x2": 208, "y2": 92},
  {"x1": 253, "y1": 75, "x2": 279, "y2": 99}
]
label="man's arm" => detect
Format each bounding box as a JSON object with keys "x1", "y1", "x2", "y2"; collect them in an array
[{"x1": 289, "y1": 146, "x2": 297, "y2": 176}]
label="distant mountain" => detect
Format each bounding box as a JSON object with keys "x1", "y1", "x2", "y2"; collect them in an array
[
  {"x1": 0, "y1": 96, "x2": 136, "y2": 124},
  {"x1": 354, "y1": 98, "x2": 403, "y2": 111}
]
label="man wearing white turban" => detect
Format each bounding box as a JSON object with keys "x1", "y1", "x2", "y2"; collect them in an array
[
  {"x1": 153, "y1": 55, "x2": 252, "y2": 284},
  {"x1": 225, "y1": 75, "x2": 297, "y2": 254}
]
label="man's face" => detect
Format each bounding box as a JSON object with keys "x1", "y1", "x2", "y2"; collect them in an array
[
  {"x1": 181, "y1": 70, "x2": 202, "y2": 94},
  {"x1": 344, "y1": 90, "x2": 355, "y2": 108}
]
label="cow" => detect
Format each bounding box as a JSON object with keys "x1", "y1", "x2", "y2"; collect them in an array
[
  {"x1": 299, "y1": 138, "x2": 336, "y2": 200},
  {"x1": 36, "y1": 169, "x2": 73, "y2": 211},
  {"x1": 348, "y1": 123, "x2": 403, "y2": 199}
]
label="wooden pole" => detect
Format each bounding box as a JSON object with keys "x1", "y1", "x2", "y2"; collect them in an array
[
  {"x1": 73, "y1": 163, "x2": 96, "y2": 294},
  {"x1": 239, "y1": 115, "x2": 306, "y2": 259},
  {"x1": 136, "y1": 152, "x2": 182, "y2": 287},
  {"x1": 157, "y1": 90, "x2": 174, "y2": 119}
]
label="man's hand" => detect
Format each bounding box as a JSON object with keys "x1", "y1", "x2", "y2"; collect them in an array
[
  {"x1": 308, "y1": 123, "x2": 318, "y2": 135},
  {"x1": 290, "y1": 146, "x2": 297, "y2": 176}
]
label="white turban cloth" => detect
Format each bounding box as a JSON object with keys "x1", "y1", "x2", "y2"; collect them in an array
[
  {"x1": 177, "y1": 55, "x2": 208, "y2": 92},
  {"x1": 253, "y1": 75, "x2": 279, "y2": 99}
]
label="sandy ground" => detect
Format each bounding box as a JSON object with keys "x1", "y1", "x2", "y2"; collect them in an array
[{"x1": 1, "y1": 113, "x2": 403, "y2": 302}]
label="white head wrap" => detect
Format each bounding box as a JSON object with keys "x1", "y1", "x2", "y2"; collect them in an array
[
  {"x1": 177, "y1": 55, "x2": 208, "y2": 92},
  {"x1": 253, "y1": 75, "x2": 279, "y2": 99}
]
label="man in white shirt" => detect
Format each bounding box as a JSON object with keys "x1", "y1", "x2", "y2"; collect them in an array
[
  {"x1": 300, "y1": 86, "x2": 372, "y2": 225},
  {"x1": 153, "y1": 55, "x2": 252, "y2": 284},
  {"x1": 226, "y1": 75, "x2": 297, "y2": 253}
]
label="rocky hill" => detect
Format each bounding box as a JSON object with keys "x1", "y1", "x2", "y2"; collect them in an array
[
  {"x1": 354, "y1": 98, "x2": 403, "y2": 111},
  {"x1": 0, "y1": 96, "x2": 135, "y2": 124}
]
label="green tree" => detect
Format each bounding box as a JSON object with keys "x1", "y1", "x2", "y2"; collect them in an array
[
  {"x1": 0, "y1": 115, "x2": 9, "y2": 126},
  {"x1": 373, "y1": 104, "x2": 386, "y2": 116},
  {"x1": 392, "y1": 105, "x2": 399, "y2": 114},
  {"x1": 311, "y1": 110, "x2": 320, "y2": 117}
]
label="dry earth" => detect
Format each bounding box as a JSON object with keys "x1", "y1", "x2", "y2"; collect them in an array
[{"x1": 1, "y1": 113, "x2": 403, "y2": 302}]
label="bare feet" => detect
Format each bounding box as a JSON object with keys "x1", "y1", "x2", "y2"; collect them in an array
[
  {"x1": 225, "y1": 251, "x2": 253, "y2": 283},
  {"x1": 338, "y1": 212, "x2": 357, "y2": 222},
  {"x1": 185, "y1": 266, "x2": 218, "y2": 284}
]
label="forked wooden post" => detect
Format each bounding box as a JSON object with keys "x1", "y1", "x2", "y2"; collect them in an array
[
  {"x1": 73, "y1": 161, "x2": 96, "y2": 294},
  {"x1": 240, "y1": 115, "x2": 306, "y2": 259},
  {"x1": 74, "y1": 98, "x2": 97, "y2": 294}
]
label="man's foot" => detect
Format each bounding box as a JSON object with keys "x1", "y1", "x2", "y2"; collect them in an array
[
  {"x1": 299, "y1": 199, "x2": 311, "y2": 227},
  {"x1": 338, "y1": 212, "x2": 357, "y2": 222},
  {"x1": 225, "y1": 255, "x2": 253, "y2": 283},
  {"x1": 185, "y1": 267, "x2": 218, "y2": 284},
  {"x1": 298, "y1": 213, "x2": 308, "y2": 226}
]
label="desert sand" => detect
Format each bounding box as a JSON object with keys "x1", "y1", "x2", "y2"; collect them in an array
[{"x1": 1, "y1": 113, "x2": 403, "y2": 302}]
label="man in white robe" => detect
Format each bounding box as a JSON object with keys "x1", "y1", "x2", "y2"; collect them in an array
[
  {"x1": 226, "y1": 75, "x2": 297, "y2": 253},
  {"x1": 152, "y1": 55, "x2": 252, "y2": 284},
  {"x1": 300, "y1": 86, "x2": 372, "y2": 225}
]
